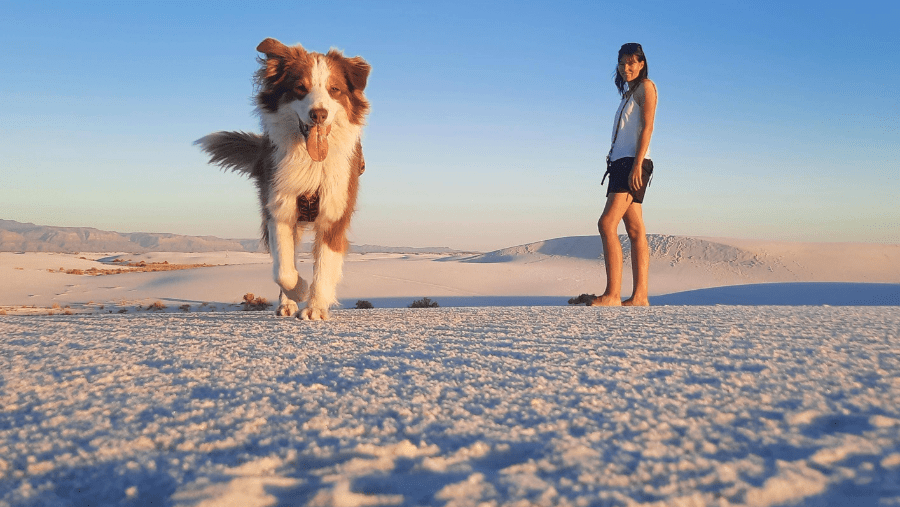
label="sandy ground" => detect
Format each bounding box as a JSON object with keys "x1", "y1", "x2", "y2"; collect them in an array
[
  {"x1": 2, "y1": 235, "x2": 899, "y2": 315},
  {"x1": 2, "y1": 307, "x2": 899, "y2": 506},
  {"x1": 2, "y1": 238, "x2": 899, "y2": 504}
]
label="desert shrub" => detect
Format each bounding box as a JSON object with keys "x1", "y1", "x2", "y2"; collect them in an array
[
  {"x1": 52, "y1": 302, "x2": 61, "y2": 310},
  {"x1": 63, "y1": 310, "x2": 73, "y2": 315},
  {"x1": 409, "y1": 297, "x2": 439, "y2": 308},
  {"x1": 65, "y1": 269, "x2": 84, "y2": 275},
  {"x1": 568, "y1": 294, "x2": 597, "y2": 305},
  {"x1": 179, "y1": 304, "x2": 191, "y2": 312},
  {"x1": 355, "y1": 300, "x2": 374, "y2": 309},
  {"x1": 0, "y1": 310, "x2": 7, "y2": 316},
  {"x1": 242, "y1": 293, "x2": 272, "y2": 311},
  {"x1": 117, "y1": 308, "x2": 128, "y2": 314},
  {"x1": 148, "y1": 301, "x2": 167, "y2": 311}
]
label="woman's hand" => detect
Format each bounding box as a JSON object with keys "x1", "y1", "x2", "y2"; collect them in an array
[{"x1": 629, "y1": 162, "x2": 643, "y2": 191}]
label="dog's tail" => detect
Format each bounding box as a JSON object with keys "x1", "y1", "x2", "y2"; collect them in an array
[{"x1": 194, "y1": 131, "x2": 270, "y2": 179}]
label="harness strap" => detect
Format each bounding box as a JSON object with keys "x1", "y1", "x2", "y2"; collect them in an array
[{"x1": 297, "y1": 193, "x2": 320, "y2": 223}]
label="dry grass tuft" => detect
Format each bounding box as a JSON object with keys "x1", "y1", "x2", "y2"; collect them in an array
[
  {"x1": 242, "y1": 293, "x2": 272, "y2": 311},
  {"x1": 148, "y1": 301, "x2": 167, "y2": 311},
  {"x1": 56, "y1": 260, "x2": 216, "y2": 276},
  {"x1": 568, "y1": 294, "x2": 598, "y2": 305},
  {"x1": 409, "y1": 297, "x2": 439, "y2": 308}
]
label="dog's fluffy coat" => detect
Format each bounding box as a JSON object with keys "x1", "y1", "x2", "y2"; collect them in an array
[{"x1": 196, "y1": 38, "x2": 370, "y2": 320}]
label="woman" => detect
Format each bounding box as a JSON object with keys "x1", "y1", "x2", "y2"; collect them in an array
[{"x1": 591, "y1": 43, "x2": 657, "y2": 306}]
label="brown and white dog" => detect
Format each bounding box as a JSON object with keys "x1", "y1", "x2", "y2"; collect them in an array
[{"x1": 196, "y1": 38, "x2": 370, "y2": 320}]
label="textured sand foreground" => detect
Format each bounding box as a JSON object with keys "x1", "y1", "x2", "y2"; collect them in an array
[{"x1": 2, "y1": 306, "x2": 899, "y2": 506}]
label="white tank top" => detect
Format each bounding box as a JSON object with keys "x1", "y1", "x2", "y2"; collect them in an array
[{"x1": 610, "y1": 83, "x2": 651, "y2": 162}]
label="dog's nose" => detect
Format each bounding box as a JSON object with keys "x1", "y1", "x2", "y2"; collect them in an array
[{"x1": 309, "y1": 108, "x2": 328, "y2": 125}]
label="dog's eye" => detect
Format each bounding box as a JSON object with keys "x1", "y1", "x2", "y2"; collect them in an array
[
  {"x1": 330, "y1": 86, "x2": 341, "y2": 94},
  {"x1": 295, "y1": 85, "x2": 308, "y2": 94}
]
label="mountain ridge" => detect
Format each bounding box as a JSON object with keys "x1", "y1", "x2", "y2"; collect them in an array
[{"x1": 0, "y1": 220, "x2": 467, "y2": 254}]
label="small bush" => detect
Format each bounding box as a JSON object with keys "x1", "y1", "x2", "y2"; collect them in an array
[
  {"x1": 0, "y1": 310, "x2": 7, "y2": 316},
  {"x1": 148, "y1": 301, "x2": 167, "y2": 311},
  {"x1": 117, "y1": 308, "x2": 128, "y2": 314},
  {"x1": 179, "y1": 304, "x2": 191, "y2": 312},
  {"x1": 52, "y1": 302, "x2": 61, "y2": 309},
  {"x1": 568, "y1": 294, "x2": 597, "y2": 305},
  {"x1": 242, "y1": 293, "x2": 272, "y2": 311},
  {"x1": 65, "y1": 269, "x2": 85, "y2": 275},
  {"x1": 409, "y1": 297, "x2": 439, "y2": 308},
  {"x1": 355, "y1": 300, "x2": 374, "y2": 309}
]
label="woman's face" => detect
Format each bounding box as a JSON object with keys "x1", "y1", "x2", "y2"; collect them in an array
[{"x1": 618, "y1": 55, "x2": 645, "y2": 83}]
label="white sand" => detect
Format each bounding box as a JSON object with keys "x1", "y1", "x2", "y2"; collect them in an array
[
  {"x1": 1, "y1": 235, "x2": 898, "y2": 313},
  {"x1": 2, "y1": 236, "x2": 899, "y2": 504},
  {"x1": 2, "y1": 307, "x2": 899, "y2": 505}
]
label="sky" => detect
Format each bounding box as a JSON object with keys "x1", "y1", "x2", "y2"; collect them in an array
[{"x1": 1, "y1": 1, "x2": 897, "y2": 251}]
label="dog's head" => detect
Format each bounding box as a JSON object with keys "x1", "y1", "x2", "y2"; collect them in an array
[{"x1": 254, "y1": 38, "x2": 370, "y2": 161}]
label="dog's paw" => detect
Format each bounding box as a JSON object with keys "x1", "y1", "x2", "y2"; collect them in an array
[
  {"x1": 275, "y1": 300, "x2": 299, "y2": 317},
  {"x1": 298, "y1": 306, "x2": 329, "y2": 321}
]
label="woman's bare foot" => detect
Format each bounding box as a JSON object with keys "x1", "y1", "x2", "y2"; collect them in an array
[
  {"x1": 589, "y1": 295, "x2": 622, "y2": 306},
  {"x1": 622, "y1": 297, "x2": 649, "y2": 306}
]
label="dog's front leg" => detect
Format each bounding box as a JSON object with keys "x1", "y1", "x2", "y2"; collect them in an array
[
  {"x1": 268, "y1": 219, "x2": 308, "y2": 316},
  {"x1": 299, "y1": 227, "x2": 346, "y2": 321}
]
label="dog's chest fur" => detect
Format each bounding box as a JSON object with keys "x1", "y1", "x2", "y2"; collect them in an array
[{"x1": 261, "y1": 114, "x2": 361, "y2": 224}]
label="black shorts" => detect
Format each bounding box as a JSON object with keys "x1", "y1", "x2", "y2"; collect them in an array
[{"x1": 604, "y1": 157, "x2": 653, "y2": 203}]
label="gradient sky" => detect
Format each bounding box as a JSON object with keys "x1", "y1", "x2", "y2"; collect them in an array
[{"x1": 1, "y1": 1, "x2": 897, "y2": 251}]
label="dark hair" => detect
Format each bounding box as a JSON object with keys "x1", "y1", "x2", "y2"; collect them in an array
[{"x1": 614, "y1": 43, "x2": 648, "y2": 98}]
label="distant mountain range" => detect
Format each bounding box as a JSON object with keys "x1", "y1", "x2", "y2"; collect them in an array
[{"x1": 0, "y1": 220, "x2": 465, "y2": 254}]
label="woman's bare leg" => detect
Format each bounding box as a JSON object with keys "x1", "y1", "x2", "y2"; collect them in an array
[
  {"x1": 622, "y1": 202, "x2": 650, "y2": 306},
  {"x1": 591, "y1": 193, "x2": 633, "y2": 306}
]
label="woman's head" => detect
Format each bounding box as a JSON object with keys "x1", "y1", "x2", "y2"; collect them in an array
[{"x1": 615, "y1": 43, "x2": 648, "y2": 96}]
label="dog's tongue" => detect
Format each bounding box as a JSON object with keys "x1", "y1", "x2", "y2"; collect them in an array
[{"x1": 307, "y1": 124, "x2": 331, "y2": 162}]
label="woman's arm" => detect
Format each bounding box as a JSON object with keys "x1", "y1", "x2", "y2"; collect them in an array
[{"x1": 630, "y1": 79, "x2": 657, "y2": 191}]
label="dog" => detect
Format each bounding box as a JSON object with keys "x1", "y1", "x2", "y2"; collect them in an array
[{"x1": 196, "y1": 38, "x2": 370, "y2": 320}]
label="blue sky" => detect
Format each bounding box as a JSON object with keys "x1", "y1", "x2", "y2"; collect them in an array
[{"x1": 1, "y1": 1, "x2": 897, "y2": 251}]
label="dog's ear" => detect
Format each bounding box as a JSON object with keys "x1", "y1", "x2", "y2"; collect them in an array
[
  {"x1": 343, "y1": 56, "x2": 371, "y2": 92},
  {"x1": 327, "y1": 52, "x2": 370, "y2": 92},
  {"x1": 257, "y1": 38, "x2": 290, "y2": 59}
]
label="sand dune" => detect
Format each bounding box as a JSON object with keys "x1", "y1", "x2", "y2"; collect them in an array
[{"x1": 1, "y1": 235, "x2": 898, "y2": 313}]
